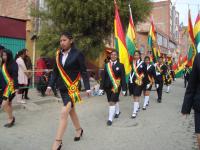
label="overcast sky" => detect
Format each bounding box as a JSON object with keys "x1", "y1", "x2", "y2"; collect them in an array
[{"x1": 152, "y1": 0, "x2": 200, "y2": 26}]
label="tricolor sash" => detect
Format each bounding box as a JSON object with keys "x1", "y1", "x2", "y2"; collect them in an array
[
  {"x1": 1, "y1": 64, "x2": 15, "y2": 98},
  {"x1": 105, "y1": 63, "x2": 120, "y2": 93},
  {"x1": 56, "y1": 50, "x2": 81, "y2": 104},
  {"x1": 155, "y1": 63, "x2": 163, "y2": 73},
  {"x1": 132, "y1": 61, "x2": 144, "y2": 86},
  {"x1": 147, "y1": 65, "x2": 154, "y2": 85}
]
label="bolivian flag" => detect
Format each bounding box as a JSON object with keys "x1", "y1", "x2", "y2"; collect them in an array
[
  {"x1": 194, "y1": 13, "x2": 200, "y2": 53},
  {"x1": 148, "y1": 18, "x2": 158, "y2": 62},
  {"x1": 126, "y1": 4, "x2": 137, "y2": 57},
  {"x1": 188, "y1": 9, "x2": 196, "y2": 67},
  {"x1": 175, "y1": 55, "x2": 188, "y2": 78},
  {"x1": 114, "y1": 0, "x2": 131, "y2": 82}
]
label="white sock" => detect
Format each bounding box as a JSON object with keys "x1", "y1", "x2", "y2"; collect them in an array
[
  {"x1": 115, "y1": 102, "x2": 120, "y2": 115},
  {"x1": 108, "y1": 106, "x2": 116, "y2": 121},
  {"x1": 167, "y1": 86, "x2": 170, "y2": 92},
  {"x1": 143, "y1": 96, "x2": 149, "y2": 107},
  {"x1": 133, "y1": 102, "x2": 139, "y2": 114}
]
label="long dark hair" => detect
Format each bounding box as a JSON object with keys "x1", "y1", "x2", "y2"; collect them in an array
[
  {"x1": 15, "y1": 49, "x2": 26, "y2": 60},
  {"x1": 2, "y1": 49, "x2": 14, "y2": 71},
  {"x1": 61, "y1": 31, "x2": 75, "y2": 47},
  {"x1": 133, "y1": 50, "x2": 142, "y2": 60}
]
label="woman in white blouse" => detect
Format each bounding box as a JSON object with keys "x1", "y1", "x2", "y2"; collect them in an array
[{"x1": 16, "y1": 50, "x2": 28, "y2": 104}]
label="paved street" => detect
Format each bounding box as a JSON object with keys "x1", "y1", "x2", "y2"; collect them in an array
[{"x1": 0, "y1": 79, "x2": 198, "y2": 150}]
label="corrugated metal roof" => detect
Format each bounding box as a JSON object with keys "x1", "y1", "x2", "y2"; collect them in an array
[{"x1": 0, "y1": 16, "x2": 26, "y2": 39}]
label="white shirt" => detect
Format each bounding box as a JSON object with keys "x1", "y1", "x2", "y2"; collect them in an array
[
  {"x1": 62, "y1": 49, "x2": 71, "y2": 66},
  {"x1": 110, "y1": 60, "x2": 117, "y2": 66},
  {"x1": 16, "y1": 57, "x2": 28, "y2": 85}
]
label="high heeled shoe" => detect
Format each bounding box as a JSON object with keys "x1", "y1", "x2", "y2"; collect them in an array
[
  {"x1": 55, "y1": 139, "x2": 62, "y2": 150},
  {"x1": 4, "y1": 117, "x2": 15, "y2": 128},
  {"x1": 74, "y1": 128, "x2": 83, "y2": 141}
]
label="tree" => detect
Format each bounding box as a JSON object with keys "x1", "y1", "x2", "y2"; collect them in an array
[{"x1": 32, "y1": 0, "x2": 152, "y2": 58}]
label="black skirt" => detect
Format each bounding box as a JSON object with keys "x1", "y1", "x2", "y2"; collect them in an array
[
  {"x1": 129, "y1": 82, "x2": 143, "y2": 96},
  {"x1": 60, "y1": 90, "x2": 74, "y2": 107},
  {"x1": 195, "y1": 112, "x2": 200, "y2": 133},
  {"x1": 105, "y1": 88, "x2": 120, "y2": 102},
  {"x1": 0, "y1": 89, "x2": 15, "y2": 104},
  {"x1": 143, "y1": 83, "x2": 152, "y2": 91}
]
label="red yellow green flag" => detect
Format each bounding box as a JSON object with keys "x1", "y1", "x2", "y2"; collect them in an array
[
  {"x1": 126, "y1": 4, "x2": 137, "y2": 57},
  {"x1": 175, "y1": 55, "x2": 188, "y2": 78},
  {"x1": 114, "y1": 0, "x2": 131, "y2": 82},
  {"x1": 194, "y1": 13, "x2": 200, "y2": 53},
  {"x1": 148, "y1": 17, "x2": 158, "y2": 62},
  {"x1": 187, "y1": 9, "x2": 196, "y2": 67}
]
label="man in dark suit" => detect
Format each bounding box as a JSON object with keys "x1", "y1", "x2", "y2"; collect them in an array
[
  {"x1": 183, "y1": 65, "x2": 191, "y2": 88},
  {"x1": 155, "y1": 57, "x2": 167, "y2": 103},
  {"x1": 99, "y1": 51, "x2": 126, "y2": 126},
  {"x1": 46, "y1": 32, "x2": 90, "y2": 149},
  {"x1": 182, "y1": 54, "x2": 200, "y2": 150}
]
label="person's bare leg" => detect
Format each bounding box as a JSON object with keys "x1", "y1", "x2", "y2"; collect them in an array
[
  {"x1": 69, "y1": 106, "x2": 82, "y2": 137},
  {"x1": 197, "y1": 134, "x2": 200, "y2": 150},
  {"x1": 52, "y1": 102, "x2": 71, "y2": 150},
  {"x1": 2, "y1": 100, "x2": 14, "y2": 123}
]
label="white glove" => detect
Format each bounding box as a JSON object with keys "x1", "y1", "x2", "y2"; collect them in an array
[
  {"x1": 156, "y1": 84, "x2": 159, "y2": 89},
  {"x1": 122, "y1": 91, "x2": 126, "y2": 96},
  {"x1": 98, "y1": 89, "x2": 104, "y2": 96},
  {"x1": 146, "y1": 84, "x2": 151, "y2": 89}
]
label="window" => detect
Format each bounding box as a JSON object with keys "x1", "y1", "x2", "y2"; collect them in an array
[
  {"x1": 163, "y1": 37, "x2": 168, "y2": 48},
  {"x1": 157, "y1": 33, "x2": 162, "y2": 46},
  {"x1": 140, "y1": 44, "x2": 145, "y2": 53}
]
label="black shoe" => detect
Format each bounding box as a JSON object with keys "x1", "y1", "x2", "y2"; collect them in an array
[
  {"x1": 4, "y1": 117, "x2": 15, "y2": 128},
  {"x1": 24, "y1": 97, "x2": 30, "y2": 100},
  {"x1": 74, "y1": 128, "x2": 83, "y2": 141},
  {"x1": 55, "y1": 139, "x2": 62, "y2": 150},
  {"x1": 136, "y1": 107, "x2": 140, "y2": 112},
  {"x1": 157, "y1": 99, "x2": 161, "y2": 103},
  {"x1": 107, "y1": 120, "x2": 112, "y2": 126},
  {"x1": 142, "y1": 107, "x2": 146, "y2": 110},
  {"x1": 114, "y1": 112, "x2": 121, "y2": 118}
]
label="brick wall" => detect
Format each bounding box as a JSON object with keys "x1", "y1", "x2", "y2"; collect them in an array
[{"x1": 0, "y1": 0, "x2": 36, "y2": 20}]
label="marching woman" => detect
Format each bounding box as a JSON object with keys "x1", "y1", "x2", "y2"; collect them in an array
[
  {"x1": 0, "y1": 49, "x2": 18, "y2": 128},
  {"x1": 129, "y1": 50, "x2": 146, "y2": 118},
  {"x1": 99, "y1": 50, "x2": 126, "y2": 126},
  {"x1": 154, "y1": 57, "x2": 168, "y2": 103},
  {"x1": 46, "y1": 32, "x2": 90, "y2": 150},
  {"x1": 164, "y1": 64, "x2": 172, "y2": 93},
  {"x1": 142, "y1": 56, "x2": 156, "y2": 110}
]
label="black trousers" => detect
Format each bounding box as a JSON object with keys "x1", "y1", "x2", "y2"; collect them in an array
[
  {"x1": 184, "y1": 77, "x2": 189, "y2": 88},
  {"x1": 156, "y1": 81, "x2": 163, "y2": 100}
]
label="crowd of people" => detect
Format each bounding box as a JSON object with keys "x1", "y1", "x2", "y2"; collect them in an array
[
  {"x1": 1, "y1": 31, "x2": 200, "y2": 150},
  {"x1": 0, "y1": 46, "x2": 34, "y2": 128},
  {"x1": 99, "y1": 50, "x2": 175, "y2": 125}
]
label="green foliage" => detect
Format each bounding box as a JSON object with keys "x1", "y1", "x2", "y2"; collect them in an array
[{"x1": 31, "y1": 0, "x2": 152, "y2": 58}]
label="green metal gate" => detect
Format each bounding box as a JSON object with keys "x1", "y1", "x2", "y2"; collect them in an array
[{"x1": 0, "y1": 37, "x2": 25, "y2": 57}]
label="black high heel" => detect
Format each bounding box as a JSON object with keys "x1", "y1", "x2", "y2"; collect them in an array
[
  {"x1": 55, "y1": 139, "x2": 62, "y2": 150},
  {"x1": 74, "y1": 128, "x2": 83, "y2": 141},
  {"x1": 4, "y1": 117, "x2": 15, "y2": 128}
]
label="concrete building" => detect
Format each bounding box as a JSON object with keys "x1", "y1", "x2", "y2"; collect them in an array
[
  {"x1": 0, "y1": 0, "x2": 44, "y2": 59},
  {"x1": 136, "y1": 0, "x2": 179, "y2": 59},
  {"x1": 179, "y1": 26, "x2": 189, "y2": 57}
]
